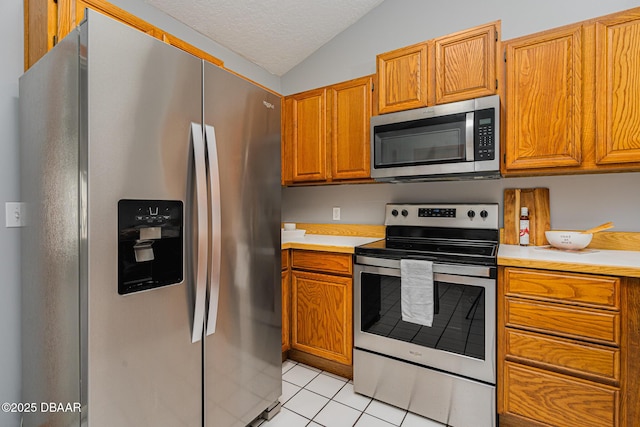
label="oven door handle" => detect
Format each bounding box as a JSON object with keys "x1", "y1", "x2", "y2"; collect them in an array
[
  {"x1": 355, "y1": 255, "x2": 493, "y2": 278},
  {"x1": 355, "y1": 265, "x2": 495, "y2": 288}
]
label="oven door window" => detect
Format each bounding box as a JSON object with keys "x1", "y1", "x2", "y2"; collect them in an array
[
  {"x1": 360, "y1": 271, "x2": 485, "y2": 360},
  {"x1": 373, "y1": 113, "x2": 468, "y2": 167}
]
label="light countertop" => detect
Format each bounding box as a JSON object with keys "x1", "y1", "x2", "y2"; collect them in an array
[
  {"x1": 498, "y1": 244, "x2": 640, "y2": 278},
  {"x1": 281, "y1": 233, "x2": 381, "y2": 254}
]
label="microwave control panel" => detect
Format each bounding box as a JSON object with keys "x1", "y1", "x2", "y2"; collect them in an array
[{"x1": 474, "y1": 108, "x2": 495, "y2": 161}]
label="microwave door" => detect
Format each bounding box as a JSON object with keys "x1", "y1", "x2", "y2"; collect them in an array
[{"x1": 372, "y1": 113, "x2": 475, "y2": 179}]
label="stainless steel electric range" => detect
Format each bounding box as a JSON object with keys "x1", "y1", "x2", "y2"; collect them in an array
[{"x1": 353, "y1": 203, "x2": 499, "y2": 427}]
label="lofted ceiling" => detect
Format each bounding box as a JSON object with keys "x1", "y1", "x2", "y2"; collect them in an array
[{"x1": 144, "y1": 0, "x2": 385, "y2": 76}]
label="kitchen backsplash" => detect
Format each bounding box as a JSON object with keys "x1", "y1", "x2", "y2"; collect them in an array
[{"x1": 282, "y1": 172, "x2": 640, "y2": 232}]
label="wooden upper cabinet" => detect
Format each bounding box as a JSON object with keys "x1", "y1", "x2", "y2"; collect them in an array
[
  {"x1": 24, "y1": 0, "x2": 57, "y2": 70},
  {"x1": 434, "y1": 22, "x2": 499, "y2": 104},
  {"x1": 282, "y1": 76, "x2": 373, "y2": 185},
  {"x1": 328, "y1": 76, "x2": 372, "y2": 180},
  {"x1": 376, "y1": 22, "x2": 499, "y2": 114},
  {"x1": 376, "y1": 42, "x2": 429, "y2": 114},
  {"x1": 283, "y1": 89, "x2": 328, "y2": 183},
  {"x1": 24, "y1": 0, "x2": 222, "y2": 69},
  {"x1": 595, "y1": 11, "x2": 640, "y2": 165},
  {"x1": 503, "y1": 24, "x2": 583, "y2": 171},
  {"x1": 501, "y1": 7, "x2": 640, "y2": 176},
  {"x1": 57, "y1": 0, "x2": 159, "y2": 41}
]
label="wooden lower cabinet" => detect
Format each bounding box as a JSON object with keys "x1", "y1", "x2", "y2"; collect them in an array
[
  {"x1": 498, "y1": 267, "x2": 640, "y2": 426},
  {"x1": 281, "y1": 250, "x2": 290, "y2": 353},
  {"x1": 291, "y1": 270, "x2": 352, "y2": 364},
  {"x1": 286, "y1": 250, "x2": 354, "y2": 377},
  {"x1": 503, "y1": 362, "x2": 618, "y2": 427}
]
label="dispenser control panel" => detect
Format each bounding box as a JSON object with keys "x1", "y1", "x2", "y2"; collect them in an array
[{"x1": 117, "y1": 199, "x2": 183, "y2": 295}]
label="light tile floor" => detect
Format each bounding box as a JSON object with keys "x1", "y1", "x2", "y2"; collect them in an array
[{"x1": 252, "y1": 360, "x2": 445, "y2": 427}]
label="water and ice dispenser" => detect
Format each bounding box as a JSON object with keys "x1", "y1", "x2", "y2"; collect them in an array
[{"x1": 118, "y1": 199, "x2": 183, "y2": 295}]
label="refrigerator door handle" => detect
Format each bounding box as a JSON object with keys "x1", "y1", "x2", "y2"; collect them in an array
[
  {"x1": 205, "y1": 124, "x2": 221, "y2": 335},
  {"x1": 191, "y1": 123, "x2": 208, "y2": 343}
]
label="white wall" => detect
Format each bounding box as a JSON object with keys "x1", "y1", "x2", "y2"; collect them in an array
[
  {"x1": 281, "y1": 0, "x2": 640, "y2": 233},
  {"x1": 0, "y1": 2, "x2": 23, "y2": 425}
]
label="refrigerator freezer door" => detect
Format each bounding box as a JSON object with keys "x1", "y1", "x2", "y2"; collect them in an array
[
  {"x1": 20, "y1": 27, "x2": 81, "y2": 427},
  {"x1": 202, "y1": 63, "x2": 282, "y2": 426},
  {"x1": 82, "y1": 12, "x2": 202, "y2": 426}
]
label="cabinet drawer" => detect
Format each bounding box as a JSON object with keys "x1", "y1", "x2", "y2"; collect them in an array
[
  {"x1": 505, "y1": 298, "x2": 620, "y2": 345},
  {"x1": 282, "y1": 249, "x2": 289, "y2": 271},
  {"x1": 292, "y1": 250, "x2": 352, "y2": 275},
  {"x1": 503, "y1": 362, "x2": 618, "y2": 427},
  {"x1": 505, "y1": 329, "x2": 620, "y2": 382},
  {"x1": 505, "y1": 268, "x2": 619, "y2": 308}
]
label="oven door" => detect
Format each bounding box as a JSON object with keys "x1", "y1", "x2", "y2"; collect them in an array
[{"x1": 354, "y1": 256, "x2": 496, "y2": 384}]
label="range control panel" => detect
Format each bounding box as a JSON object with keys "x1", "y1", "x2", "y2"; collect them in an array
[
  {"x1": 385, "y1": 203, "x2": 499, "y2": 229},
  {"x1": 418, "y1": 208, "x2": 456, "y2": 218}
]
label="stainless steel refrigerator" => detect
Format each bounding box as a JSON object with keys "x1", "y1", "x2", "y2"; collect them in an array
[{"x1": 19, "y1": 10, "x2": 282, "y2": 427}]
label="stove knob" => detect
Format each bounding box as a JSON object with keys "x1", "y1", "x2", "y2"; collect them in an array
[
  {"x1": 391, "y1": 209, "x2": 399, "y2": 217},
  {"x1": 480, "y1": 210, "x2": 488, "y2": 219},
  {"x1": 467, "y1": 210, "x2": 476, "y2": 219},
  {"x1": 401, "y1": 209, "x2": 409, "y2": 217}
]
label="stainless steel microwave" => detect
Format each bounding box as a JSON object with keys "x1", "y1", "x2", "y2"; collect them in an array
[{"x1": 370, "y1": 95, "x2": 500, "y2": 181}]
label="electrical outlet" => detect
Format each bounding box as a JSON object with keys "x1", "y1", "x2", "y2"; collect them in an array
[
  {"x1": 5, "y1": 202, "x2": 25, "y2": 228},
  {"x1": 332, "y1": 207, "x2": 341, "y2": 221}
]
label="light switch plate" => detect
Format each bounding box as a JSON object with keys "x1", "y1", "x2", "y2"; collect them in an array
[
  {"x1": 332, "y1": 207, "x2": 341, "y2": 221},
  {"x1": 5, "y1": 202, "x2": 25, "y2": 227}
]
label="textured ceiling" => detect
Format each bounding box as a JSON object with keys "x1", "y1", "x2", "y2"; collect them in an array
[{"x1": 144, "y1": 0, "x2": 384, "y2": 76}]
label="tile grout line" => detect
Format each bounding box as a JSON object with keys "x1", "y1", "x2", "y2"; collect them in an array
[
  {"x1": 285, "y1": 378, "x2": 347, "y2": 424},
  {"x1": 278, "y1": 361, "x2": 434, "y2": 427}
]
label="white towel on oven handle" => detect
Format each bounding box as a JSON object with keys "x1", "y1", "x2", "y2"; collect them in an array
[{"x1": 400, "y1": 259, "x2": 434, "y2": 327}]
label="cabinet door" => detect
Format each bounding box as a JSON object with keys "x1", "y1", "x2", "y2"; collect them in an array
[
  {"x1": 377, "y1": 42, "x2": 429, "y2": 114},
  {"x1": 327, "y1": 76, "x2": 372, "y2": 180},
  {"x1": 58, "y1": 0, "x2": 159, "y2": 42},
  {"x1": 434, "y1": 22, "x2": 498, "y2": 104},
  {"x1": 504, "y1": 25, "x2": 583, "y2": 171},
  {"x1": 595, "y1": 12, "x2": 640, "y2": 165},
  {"x1": 283, "y1": 89, "x2": 328, "y2": 182},
  {"x1": 291, "y1": 270, "x2": 352, "y2": 365},
  {"x1": 282, "y1": 269, "x2": 290, "y2": 353},
  {"x1": 24, "y1": 0, "x2": 58, "y2": 70}
]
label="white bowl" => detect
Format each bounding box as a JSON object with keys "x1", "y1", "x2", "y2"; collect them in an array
[{"x1": 545, "y1": 230, "x2": 593, "y2": 250}]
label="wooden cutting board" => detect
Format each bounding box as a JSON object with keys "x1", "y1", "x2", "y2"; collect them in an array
[{"x1": 504, "y1": 188, "x2": 551, "y2": 246}]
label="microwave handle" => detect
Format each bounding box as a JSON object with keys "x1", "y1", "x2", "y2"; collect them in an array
[{"x1": 466, "y1": 112, "x2": 474, "y2": 161}]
